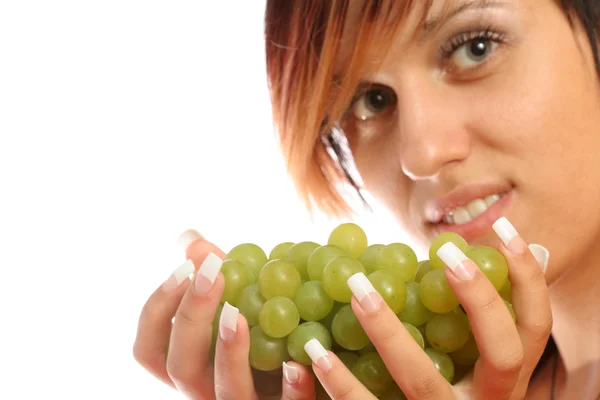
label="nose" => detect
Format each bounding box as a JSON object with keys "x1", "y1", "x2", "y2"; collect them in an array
[{"x1": 396, "y1": 79, "x2": 471, "y2": 181}]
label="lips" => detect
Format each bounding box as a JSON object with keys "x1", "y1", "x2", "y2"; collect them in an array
[{"x1": 424, "y1": 182, "x2": 514, "y2": 225}]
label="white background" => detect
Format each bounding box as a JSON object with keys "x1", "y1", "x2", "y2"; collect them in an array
[{"x1": 0, "y1": 1, "x2": 420, "y2": 398}]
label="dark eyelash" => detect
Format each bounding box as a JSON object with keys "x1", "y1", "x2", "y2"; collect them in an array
[{"x1": 440, "y1": 26, "x2": 506, "y2": 58}]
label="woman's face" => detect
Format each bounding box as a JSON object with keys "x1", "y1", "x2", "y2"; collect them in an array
[{"x1": 345, "y1": 0, "x2": 600, "y2": 284}]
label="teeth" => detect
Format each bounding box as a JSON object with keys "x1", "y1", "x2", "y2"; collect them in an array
[
  {"x1": 466, "y1": 199, "x2": 488, "y2": 219},
  {"x1": 452, "y1": 208, "x2": 471, "y2": 224},
  {"x1": 442, "y1": 192, "x2": 505, "y2": 225},
  {"x1": 485, "y1": 194, "x2": 500, "y2": 207}
]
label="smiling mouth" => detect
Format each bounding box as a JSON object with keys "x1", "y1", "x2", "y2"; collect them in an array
[{"x1": 441, "y1": 191, "x2": 508, "y2": 225}]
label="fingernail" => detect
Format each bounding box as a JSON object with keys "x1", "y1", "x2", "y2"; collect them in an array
[
  {"x1": 493, "y1": 217, "x2": 527, "y2": 255},
  {"x1": 304, "y1": 339, "x2": 332, "y2": 372},
  {"x1": 282, "y1": 362, "x2": 299, "y2": 384},
  {"x1": 161, "y1": 259, "x2": 195, "y2": 292},
  {"x1": 347, "y1": 272, "x2": 382, "y2": 314},
  {"x1": 529, "y1": 244, "x2": 549, "y2": 272},
  {"x1": 178, "y1": 229, "x2": 203, "y2": 250},
  {"x1": 437, "y1": 242, "x2": 477, "y2": 280},
  {"x1": 219, "y1": 302, "x2": 238, "y2": 341},
  {"x1": 194, "y1": 252, "x2": 223, "y2": 295}
]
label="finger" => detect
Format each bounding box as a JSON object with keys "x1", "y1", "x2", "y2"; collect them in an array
[
  {"x1": 438, "y1": 242, "x2": 523, "y2": 398},
  {"x1": 166, "y1": 252, "x2": 225, "y2": 399},
  {"x1": 214, "y1": 303, "x2": 258, "y2": 400},
  {"x1": 180, "y1": 228, "x2": 227, "y2": 265},
  {"x1": 493, "y1": 218, "x2": 553, "y2": 353},
  {"x1": 346, "y1": 273, "x2": 453, "y2": 400},
  {"x1": 492, "y1": 217, "x2": 553, "y2": 398},
  {"x1": 304, "y1": 339, "x2": 376, "y2": 400},
  {"x1": 281, "y1": 361, "x2": 316, "y2": 400},
  {"x1": 133, "y1": 259, "x2": 196, "y2": 388}
]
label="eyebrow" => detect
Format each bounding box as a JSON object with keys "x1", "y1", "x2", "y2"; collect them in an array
[{"x1": 421, "y1": 0, "x2": 511, "y2": 37}]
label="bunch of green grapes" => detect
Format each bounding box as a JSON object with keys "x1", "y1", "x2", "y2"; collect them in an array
[{"x1": 211, "y1": 223, "x2": 514, "y2": 399}]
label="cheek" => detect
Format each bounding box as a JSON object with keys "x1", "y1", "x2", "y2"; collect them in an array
[
  {"x1": 356, "y1": 143, "x2": 398, "y2": 195},
  {"x1": 480, "y1": 9, "x2": 600, "y2": 269},
  {"x1": 351, "y1": 134, "x2": 409, "y2": 212}
]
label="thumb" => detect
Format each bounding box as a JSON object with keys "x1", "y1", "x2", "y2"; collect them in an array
[{"x1": 281, "y1": 361, "x2": 316, "y2": 400}]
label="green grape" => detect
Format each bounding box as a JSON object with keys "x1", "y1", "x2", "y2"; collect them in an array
[
  {"x1": 221, "y1": 259, "x2": 255, "y2": 305},
  {"x1": 375, "y1": 243, "x2": 419, "y2": 282},
  {"x1": 252, "y1": 369, "x2": 283, "y2": 397},
  {"x1": 425, "y1": 348, "x2": 455, "y2": 383},
  {"x1": 258, "y1": 259, "x2": 302, "y2": 300},
  {"x1": 285, "y1": 241, "x2": 321, "y2": 281},
  {"x1": 237, "y1": 284, "x2": 265, "y2": 327},
  {"x1": 466, "y1": 246, "x2": 509, "y2": 291},
  {"x1": 331, "y1": 304, "x2": 371, "y2": 350},
  {"x1": 210, "y1": 303, "x2": 224, "y2": 360},
  {"x1": 449, "y1": 333, "x2": 480, "y2": 366},
  {"x1": 380, "y1": 384, "x2": 408, "y2": 400},
  {"x1": 319, "y1": 301, "x2": 344, "y2": 331},
  {"x1": 249, "y1": 325, "x2": 290, "y2": 371},
  {"x1": 416, "y1": 323, "x2": 431, "y2": 348},
  {"x1": 367, "y1": 270, "x2": 407, "y2": 313},
  {"x1": 269, "y1": 241, "x2": 295, "y2": 261},
  {"x1": 287, "y1": 321, "x2": 332, "y2": 365},
  {"x1": 414, "y1": 260, "x2": 434, "y2": 283},
  {"x1": 226, "y1": 243, "x2": 268, "y2": 279},
  {"x1": 429, "y1": 232, "x2": 469, "y2": 270},
  {"x1": 359, "y1": 244, "x2": 384, "y2": 274},
  {"x1": 322, "y1": 257, "x2": 366, "y2": 303},
  {"x1": 307, "y1": 245, "x2": 350, "y2": 281},
  {"x1": 397, "y1": 281, "x2": 435, "y2": 327},
  {"x1": 425, "y1": 312, "x2": 470, "y2": 353},
  {"x1": 351, "y1": 352, "x2": 394, "y2": 396},
  {"x1": 259, "y1": 296, "x2": 300, "y2": 338},
  {"x1": 419, "y1": 269, "x2": 459, "y2": 313},
  {"x1": 504, "y1": 299, "x2": 516, "y2": 323},
  {"x1": 451, "y1": 306, "x2": 472, "y2": 332},
  {"x1": 294, "y1": 281, "x2": 334, "y2": 321},
  {"x1": 403, "y1": 322, "x2": 425, "y2": 349},
  {"x1": 327, "y1": 222, "x2": 368, "y2": 259},
  {"x1": 358, "y1": 343, "x2": 376, "y2": 355},
  {"x1": 337, "y1": 351, "x2": 360, "y2": 370},
  {"x1": 499, "y1": 279, "x2": 512, "y2": 302}
]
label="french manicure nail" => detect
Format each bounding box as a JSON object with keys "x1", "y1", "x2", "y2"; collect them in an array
[
  {"x1": 282, "y1": 362, "x2": 299, "y2": 384},
  {"x1": 529, "y1": 244, "x2": 549, "y2": 272},
  {"x1": 178, "y1": 229, "x2": 204, "y2": 250},
  {"x1": 304, "y1": 339, "x2": 332, "y2": 372},
  {"x1": 437, "y1": 242, "x2": 477, "y2": 280},
  {"x1": 219, "y1": 302, "x2": 238, "y2": 341},
  {"x1": 161, "y1": 259, "x2": 195, "y2": 291},
  {"x1": 493, "y1": 217, "x2": 527, "y2": 255},
  {"x1": 194, "y1": 252, "x2": 223, "y2": 295},
  {"x1": 347, "y1": 273, "x2": 382, "y2": 313}
]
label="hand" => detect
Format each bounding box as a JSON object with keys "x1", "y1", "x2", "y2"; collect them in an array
[
  {"x1": 304, "y1": 217, "x2": 552, "y2": 400},
  {"x1": 132, "y1": 231, "x2": 318, "y2": 400}
]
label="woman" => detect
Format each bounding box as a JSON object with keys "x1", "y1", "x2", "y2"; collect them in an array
[{"x1": 133, "y1": 0, "x2": 600, "y2": 399}]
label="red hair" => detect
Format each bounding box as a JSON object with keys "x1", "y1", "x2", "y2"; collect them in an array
[{"x1": 264, "y1": 1, "x2": 430, "y2": 217}]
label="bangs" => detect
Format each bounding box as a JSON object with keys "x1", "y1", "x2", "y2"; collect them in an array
[{"x1": 265, "y1": 0, "x2": 434, "y2": 216}]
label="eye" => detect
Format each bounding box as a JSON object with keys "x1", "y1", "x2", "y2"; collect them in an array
[
  {"x1": 451, "y1": 37, "x2": 498, "y2": 69},
  {"x1": 352, "y1": 86, "x2": 397, "y2": 121},
  {"x1": 441, "y1": 28, "x2": 506, "y2": 71}
]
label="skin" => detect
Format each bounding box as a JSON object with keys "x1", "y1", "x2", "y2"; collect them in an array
[
  {"x1": 133, "y1": 0, "x2": 600, "y2": 398},
  {"x1": 346, "y1": 0, "x2": 600, "y2": 397}
]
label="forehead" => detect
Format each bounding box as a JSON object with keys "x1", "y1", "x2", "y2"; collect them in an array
[
  {"x1": 336, "y1": 0, "x2": 513, "y2": 72},
  {"x1": 335, "y1": 0, "x2": 433, "y2": 73}
]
